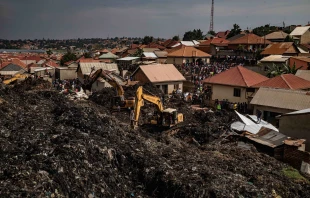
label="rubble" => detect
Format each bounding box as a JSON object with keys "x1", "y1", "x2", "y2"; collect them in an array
[{"x1": 0, "y1": 80, "x2": 309, "y2": 197}]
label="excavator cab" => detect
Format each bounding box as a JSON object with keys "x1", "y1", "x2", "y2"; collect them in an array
[
  {"x1": 111, "y1": 96, "x2": 135, "y2": 110},
  {"x1": 161, "y1": 108, "x2": 183, "y2": 127}
]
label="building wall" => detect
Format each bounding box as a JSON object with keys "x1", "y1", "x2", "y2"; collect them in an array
[
  {"x1": 153, "y1": 81, "x2": 183, "y2": 95},
  {"x1": 21, "y1": 60, "x2": 36, "y2": 64},
  {"x1": 279, "y1": 114, "x2": 310, "y2": 151},
  {"x1": 166, "y1": 57, "x2": 183, "y2": 65},
  {"x1": 206, "y1": 84, "x2": 248, "y2": 103},
  {"x1": 58, "y1": 69, "x2": 77, "y2": 80},
  {"x1": 289, "y1": 57, "x2": 309, "y2": 70},
  {"x1": 132, "y1": 69, "x2": 151, "y2": 84},
  {"x1": 301, "y1": 30, "x2": 310, "y2": 44},
  {"x1": 157, "y1": 58, "x2": 167, "y2": 64}
]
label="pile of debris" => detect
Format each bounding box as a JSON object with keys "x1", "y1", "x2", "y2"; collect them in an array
[{"x1": 0, "y1": 80, "x2": 309, "y2": 197}]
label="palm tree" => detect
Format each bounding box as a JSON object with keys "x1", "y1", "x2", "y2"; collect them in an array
[
  {"x1": 266, "y1": 63, "x2": 285, "y2": 78},
  {"x1": 282, "y1": 62, "x2": 302, "y2": 75}
]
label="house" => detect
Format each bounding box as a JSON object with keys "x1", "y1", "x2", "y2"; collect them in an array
[
  {"x1": 250, "y1": 87, "x2": 310, "y2": 123},
  {"x1": 215, "y1": 30, "x2": 230, "y2": 39},
  {"x1": 98, "y1": 52, "x2": 119, "y2": 63},
  {"x1": 0, "y1": 63, "x2": 26, "y2": 78},
  {"x1": 197, "y1": 38, "x2": 229, "y2": 55},
  {"x1": 202, "y1": 66, "x2": 268, "y2": 103},
  {"x1": 55, "y1": 65, "x2": 78, "y2": 80},
  {"x1": 64, "y1": 60, "x2": 79, "y2": 68},
  {"x1": 290, "y1": 26, "x2": 310, "y2": 44},
  {"x1": 117, "y1": 57, "x2": 140, "y2": 68},
  {"x1": 289, "y1": 56, "x2": 310, "y2": 70},
  {"x1": 20, "y1": 56, "x2": 42, "y2": 64},
  {"x1": 131, "y1": 64, "x2": 186, "y2": 94},
  {"x1": 0, "y1": 58, "x2": 27, "y2": 69},
  {"x1": 278, "y1": 109, "x2": 310, "y2": 151},
  {"x1": 142, "y1": 52, "x2": 157, "y2": 62},
  {"x1": 76, "y1": 62, "x2": 119, "y2": 91},
  {"x1": 261, "y1": 42, "x2": 300, "y2": 56},
  {"x1": 153, "y1": 51, "x2": 168, "y2": 64},
  {"x1": 228, "y1": 33, "x2": 271, "y2": 51},
  {"x1": 252, "y1": 74, "x2": 310, "y2": 91},
  {"x1": 259, "y1": 55, "x2": 291, "y2": 72},
  {"x1": 166, "y1": 46, "x2": 211, "y2": 65},
  {"x1": 264, "y1": 31, "x2": 289, "y2": 42},
  {"x1": 296, "y1": 70, "x2": 310, "y2": 81},
  {"x1": 170, "y1": 41, "x2": 200, "y2": 48}
]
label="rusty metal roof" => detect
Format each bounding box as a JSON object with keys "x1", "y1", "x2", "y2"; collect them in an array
[
  {"x1": 261, "y1": 42, "x2": 299, "y2": 55},
  {"x1": 252, "y1": 74, "x2": 310, "y2": 90},
  {"x1": 250, "y1": 87, "x2": 310, "y2": 111},
  {"x1": 167, "y1": 46, "x2": 211, "y2": 57},
  {"x1": 246, "y1": 127, "x2": 287, "y2": 148},
  {"x1": 136, "y1": 64, "x2": 186, "y2": 83},
  {"x1": 264, "y1": 31, "x2": 288, "y2": 40}
]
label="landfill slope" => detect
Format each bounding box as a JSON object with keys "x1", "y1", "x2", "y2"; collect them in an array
[{"x1": 0, "y1": 81, "x2": 309, "y2": 198}]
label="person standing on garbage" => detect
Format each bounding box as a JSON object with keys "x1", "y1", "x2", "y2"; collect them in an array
[
  {"x1": 256, "y1": 109, "x2": 262, "y2": 123},
  {"x1": 130, "y1": 109, "x2": 135, "y2": 125}
]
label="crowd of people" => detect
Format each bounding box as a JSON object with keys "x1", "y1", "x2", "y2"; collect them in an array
[{"x1": 53, "y1": 78, "x2": 83, "y2": 93}]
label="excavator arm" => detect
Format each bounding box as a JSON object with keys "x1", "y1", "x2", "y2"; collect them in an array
[
  {"x1": 83, "y1": 69, "x2": 125, "y2": 97},
  {"x1": 133, "y1": 86, "x2": 164, "y2": 126}
]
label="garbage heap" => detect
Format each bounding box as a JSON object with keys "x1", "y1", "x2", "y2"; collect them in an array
[{"x1": 0, "y1": 80, "x2": 309, "y2": 197}]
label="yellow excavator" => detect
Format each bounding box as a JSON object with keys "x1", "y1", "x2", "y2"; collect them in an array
[
  {"x1": 2, "y1": 74, "x2": 29, "y2": 85},
  {"x1": 82, "y1": 68, "x2": 135, "y2": 110},
  {"x1": 132, "y1": 86, "x2": 183, "y2": 128}
]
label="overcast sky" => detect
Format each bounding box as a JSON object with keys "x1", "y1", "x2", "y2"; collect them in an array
[{"x1": 1, "y1": 0, "x2": 309, "y2": 40}]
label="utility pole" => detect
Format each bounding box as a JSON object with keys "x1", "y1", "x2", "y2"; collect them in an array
[{"x1": 209, "y1": 0, "x2": 214, "y2": 32}]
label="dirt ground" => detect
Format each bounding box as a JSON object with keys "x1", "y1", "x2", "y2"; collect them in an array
[{"x1": 0, "y1": 80, "x2": 310, "y2": 197}]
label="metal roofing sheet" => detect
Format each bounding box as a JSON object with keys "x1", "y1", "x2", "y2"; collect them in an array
[
  {"x1": 246, "y1": 127, "x2": 287, "y2": 148},
  {"x1": 290, "y1": 26, "x2": 310, "y2": 36},
  {"x1": 143, "y1": 52, "x2": 157, "y2": 58},
  {"x1": 250, "y1": 87, "x2": 310, "y2": 111},
  {"x1": 117, "y1": 57, "x2": 139, "y2": 61},
  {"x1": 284, "y1": 108, "x2": 310, "y2": 115},
  {"x1": 98, "y1": 52, "x2": 119, "y2": 59},
  {"x1": 231, "y1": 111, "x2": 278, "y2": 134},
  {"x1": 79, "y1": 63, "x2": 119, "y2": 75},
  {"x1": 260, "y1": 55, "x2": 290, "y2": 62},
  {"x1": 180, "y1": 41, "x2": 195, "y2": 46},
  {"x1": 138, "y1": 64, "x2": 186, "y2": 83}
]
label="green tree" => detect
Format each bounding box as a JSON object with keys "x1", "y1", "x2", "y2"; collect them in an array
[
  {"x1": 282, "y1": 62, "x2": 302, "y2": 74},
  {"x1": 172, "y1": 35, "x2": 180, "y2": 41},
  {"x1": 266, "y1": 63, "x2": 302, "y2": 77},
  {"x1": 133, "y1": 41, "x2": 140, "y2": 45},
  {"x1": 183, "y1": 29, "x2": 204, "y2": 41},
  {"x1": 284, "y1": 35, "x2": 294, "y2": 42},
  {"x1": 226, "y1": 24, "x2": 242, "y2": 39},
  {"x1": 132, "y1": 48, "x2": 143, "y2": 57},
  {"x1": 207, "y1": 30, "x2": 216, "y2": 36},
  {"x1": 83, "y1": 52, "x2": 92, "y2": 58},
  {"x1": 253, "y1": 24, "x2": 277, "y2": 36},
  {"x1": 46, "y1": 49, "x2": 53, "y2": 56},
  {"x1": 142, "y1": 36, "x2": 154, "y2": 45},
  {"x1": 60, "y1": 52, "x2": 77, "y2": 66}
]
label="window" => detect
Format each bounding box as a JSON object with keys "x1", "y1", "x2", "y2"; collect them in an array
[
  {"x1": 233, "y1": 88, "x2": 241, "y2": 97},
  {"x1": 174, "y1": 84, "x2": 179, "y2": 89}
]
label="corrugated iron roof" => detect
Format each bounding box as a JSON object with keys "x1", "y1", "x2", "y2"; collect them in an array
[
  {"x1": 117, "y1": 57, "x2": 139, "y2": 61},
  {"x1": 261, "y1": 42, "x2": 298, "y2": 55},
  {"x1": 135, "y1": 64, "x2": 186, "y2": 83},
  {"x1": 229, "y1": 33, "x2": 271, "y2": 45},
  {"x1": 180, "y1": 41, "x2": 196, "y2": 46},
  {"x1": 79, "y1": 62, "x2": 119, "y2": 75},
  {"x1": 260, "y1": 55, "x2": 290, "y2": 62},
  {"x1": 203, "y1": 66, "x2": 268, "y2": 87},
  {"x1": 290, "y1": 26, "x2": 310, "y2": 36},
  {"x1": 153, "y1": 50, "x2": 168, "y2": 58},
  {"x1": 253, "y1": 74, "x2": 310, "y2": 90},
  {"x1": 283, "y1": 108, "x2": 310, "y2": 115},
  {"x1": 98, "y1": 52, "x2": 119, "y2": 59},
  {"x1": 250, "y1": 87, "x2": 310, "y2": 111},
  {"x1": 143, "y1": 52, "x2": 157, "y2": 58},
  {"x1": 245, "y1": 127, "x2": 287, "y2": 148},
  {"x1": 264, "y1": 31, "x2": 288, "y2": 40},
  {"x1": 296, "y1": 70, "x2": 310, "y2": 81},
  {"x1": 283, "y1": 139, "x2": 306, "y2": 147},
  {"x1": 167, "y1": 46, "x2": 211, "y2": 57}
]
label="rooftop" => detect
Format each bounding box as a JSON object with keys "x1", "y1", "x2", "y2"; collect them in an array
[
  {"x1": 290, "y1": 26, "x2": 310, "y2": 36},
  {"x1": 229, "y1": 33, "x2": 271, "y2": 45},
  {"x1": 264, "y1": 31, "x2": 288, "y2": 40},
  {"x1": 260, "y1": 55, "x2": 290, "y2": 62},
  {"x1": 261, "y1": 42, "x2": 299, "y2": 55},
  {"x1": 203, "y1": 66, "x2": 268, "y2": 87},
  {"x1": 250, "y1": 87, "x2": 310, "y2": 111},
  {"x1": 252, "y1": 74, "x2": 310, "y2": 90},
  {"x1": 134, "y1": 64, "x2": 186, "y2": 83},
  {"x1": 167, "y1": 46, "x2": 211, "y2": 57}
]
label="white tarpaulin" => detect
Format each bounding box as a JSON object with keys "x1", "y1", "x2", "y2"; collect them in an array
[{"x1": 301, "y1": 161, "x2": 310, "y2": 175}]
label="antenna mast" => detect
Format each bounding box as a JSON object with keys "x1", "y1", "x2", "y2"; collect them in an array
[{"x1": 209, "y1": 0, "x2": 214, "y2": 32}]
